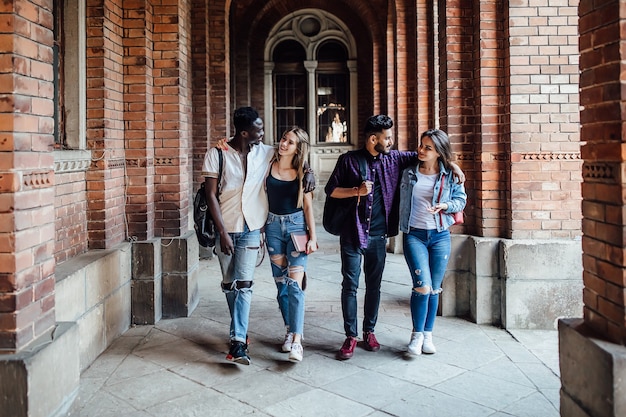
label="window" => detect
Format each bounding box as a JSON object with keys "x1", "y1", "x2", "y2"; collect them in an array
[
  {"x1": 265, "y1": 10, "x2": 357, "y2": 146},
  {"x1": 274, "y1": 40, "x2": 307, "y2": 137},
  {"x1": 53, "y1": 1, "x2": 65, "y2": 146}
]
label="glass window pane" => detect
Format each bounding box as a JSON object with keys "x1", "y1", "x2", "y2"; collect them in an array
[
  {"x1": 317, "y1": 73, "x2": 348, "y2": 143},
  {"x1": 275, "y1": 74, "x2": 306, "y2": 139}
]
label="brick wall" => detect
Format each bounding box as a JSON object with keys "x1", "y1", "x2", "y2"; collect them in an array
[
  {"x1": 507, "y1": 1, "x2": 582, "y2": 240},
  {"x1": 579, "y1": 0, "x2": 626, "y2": 344},
  {"x1": 0, "y1": 0, "x2": 56, "y2": 351},
  {"x1": 54, "y1": 171, "x2": 88, "y2": 263}
]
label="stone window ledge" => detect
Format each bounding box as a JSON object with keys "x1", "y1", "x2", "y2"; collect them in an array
[{"x1": 54, "y1": 150, "x2": 91, "y2": 174}]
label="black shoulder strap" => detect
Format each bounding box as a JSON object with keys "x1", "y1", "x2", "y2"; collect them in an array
[
  {"x1": 354, "y1": 151, "x2": 368, "y2": 182},
  {"x1": 216, "y1": 148, "x2": 223, "y2": 196}
]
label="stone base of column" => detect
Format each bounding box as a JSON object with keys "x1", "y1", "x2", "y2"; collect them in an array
[
  {"x1": 559, "y1": 318, "x2": 626, "y2": 417},
  {"x1": 161, "y1": 231, "x2": 200, "y2": 318},
  {"x1": 0, "y1": 322, "x2": 79, "y2": 417},
  {"x1": 131, "y1": 239, "x2": 162, "y2": 325}
]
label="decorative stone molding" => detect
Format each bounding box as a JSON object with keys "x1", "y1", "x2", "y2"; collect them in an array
[
  {"x1": 520, "y1": 152, "x2": 581, "y2": 161},
  {"x1": 54, "y1": 150, "x2": 91, "y2": 174},
  {"x1": 106, "y1": 159, "x2": 126, "y2": 170},
  {"x1": 582, "y1": 162, "x2": 615, "y2": 181},
  {"x1": 313, "y1": 146, "x2": 351, "y2": 155},
  {"x1": 22, "y1": 170, "x2": 53, "y2": 190}
]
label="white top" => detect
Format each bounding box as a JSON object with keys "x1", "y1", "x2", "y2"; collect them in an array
[
  {"x1": 201, "y1": 142, "x2": 274, "y2": 232},
  {"x1": 409, "y1": 172, "x2": 438, "y2": 230}
]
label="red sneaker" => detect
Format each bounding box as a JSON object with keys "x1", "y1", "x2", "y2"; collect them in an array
[
  {"x1": 363, "y1": 332, "x2": 380, "y2": 352},
  {"x1": 339, "y1": 336, "x2": 357, "y2": 359}
]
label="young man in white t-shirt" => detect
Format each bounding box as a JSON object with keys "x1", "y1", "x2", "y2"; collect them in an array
[{"x1": 202, "y1": 107, "x2": 273, "y2": 365}]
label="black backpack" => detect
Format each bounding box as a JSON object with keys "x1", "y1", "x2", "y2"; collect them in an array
[
  {"x1": 322, "y1": 152, "x2": 367, "y2": 236},
  {"x1": 194, "y1": 149, "x2": 223, "y2": 247}
]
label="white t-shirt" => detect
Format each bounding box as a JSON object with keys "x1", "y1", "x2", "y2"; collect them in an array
[
  {"x1": 201, "y1": 142, "x2": 274, "y2": 233},
  {"x1": 409, "y1": 172, "x2": 438, "y2": 230}
]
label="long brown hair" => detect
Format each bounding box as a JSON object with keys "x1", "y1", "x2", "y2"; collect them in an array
[
  {"x1": 273, "y1": 126, "x2": 311, "y2": 208},
  {"x1": 419, "y1": 129, "x2": 453, "y2": 172}
]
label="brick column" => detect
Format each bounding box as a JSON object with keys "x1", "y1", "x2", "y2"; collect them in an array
[
  {"x1": 124, "y1": 1, "x2": 156, "y2": 241},
  {"x1": 472, "y1": 1, "x2": 508, "y2": 238},
  {"x1": 153, "y1": 0, "x2": 192, "y2": 238},
  {"x1": 208, "y1": 0, "x2": 229, "y2": 139},
  {"x1": 577, "y1": 0, "x2": 626, "y2": 348},
  {"x1": 438, "y1": 0, "x2": 477, "y2": 234},
  {"x1": 0, "y1": 1, "x2": 56, "y2": 352},
  {"x1": 86, "y1": 1, "x2": 127, "y2": 249},
  {"x1": 390, "y1": 0, "x2": 418, "y2": 151},
  {"x1": 416, "y1": 0, "x2": 435, "y2": 134},
  {"x1": 191, "y1": 0, "x2": 210, "y2": 188},
  {"x1": 559, "y1": 2, "x2": 626, "y2": 416}
]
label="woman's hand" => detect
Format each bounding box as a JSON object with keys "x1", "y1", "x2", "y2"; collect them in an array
[
  {"x1": 306, "y1": 239, "x2": 318, "y2": 254},
  {"x1": 427, "y1": 203, "x2": 448, "y2": 214}
]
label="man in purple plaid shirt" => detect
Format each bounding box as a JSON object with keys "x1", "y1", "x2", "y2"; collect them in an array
[{"x1": 325, "y1": 115, "x2": 464, "y2": 359}]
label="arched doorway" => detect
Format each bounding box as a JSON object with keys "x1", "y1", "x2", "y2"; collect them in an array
[{"x1": 264, "y1": 9, "x2": 358, "y2": 175}]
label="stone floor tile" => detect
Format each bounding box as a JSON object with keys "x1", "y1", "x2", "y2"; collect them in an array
[
  {"x1": 267, "y1": 352, "x2": 363, "y2": 387},
  {"x1": 375, "y1": 355, "x2": 466, "y2": 386},
  {"x1": 518, "y1": 362, "x2": 561, "y2": 390},
  {"x1": 67, "y1": 390, "x2": 141, "y2": 417},
  {"x1": 104, "y1": 354, "x2": 164, "y2": 386},
  {"x1": 103, "y1": 369, "x2": 205, "y2": 411},
  {"x1": 501, "y1": 391, "x2": 560, "y2": 417},
  {"x1": 323, "y1": 369, "x2": 425, "y2": 409},
  {"x1": 169, "y1": 357, "x2": 263, "y2": 389},
  {"x1": 541, "y1": 387, "x2": 561, "y2": 410},
  {"x1": 382, "y1": 387, "x2": 495, "y2": 417},
  {"x1": 428, "y1": 338, "x2": 504, "y2": 371},
  {"x1": 433, "y1": 371, "x2": 536, "y2": 410},
  {"x1": 145, "y1": 388, "x2": 259, "y2": 417},
  {"x1": 215, "y1": 368, "x2": 312, "y2": 409},
  {"x1": 262, "y1": 388, "x2": 373, "y2": 417},
  {"x1": 473, "y1": 356, "x2": 534, "y2": 388}
]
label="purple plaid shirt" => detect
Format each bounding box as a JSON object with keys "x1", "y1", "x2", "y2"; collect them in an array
[{"x1": 325, "y1": 148, "x2": 418, "y2": 248}]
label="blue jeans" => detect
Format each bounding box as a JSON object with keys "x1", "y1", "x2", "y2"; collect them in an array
[
  {"x1": 215, "y1": 224, "x2": 261, "y2": 343},
  {"x1": 340, "y1": 234, "x2": 387, "y2": 337},
  {"x1": 403, "y1": 228, "x2": 451, "y2": 332},
  {"x1": 265, "y1": 211, "x2": 308, "y2": 335}
]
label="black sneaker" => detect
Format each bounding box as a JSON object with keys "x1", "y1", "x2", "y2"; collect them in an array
[{"x1": 226, "y1": 341, "x2": 250, "y2": 365}]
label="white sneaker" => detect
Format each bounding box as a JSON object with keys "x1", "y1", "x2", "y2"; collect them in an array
[
  {"x1": 289, "y1": 342, "x2": 303, "y2": 362},
  {"x1": 422, "y1": 331, "x2": 436, "y2": 354},
  {"x1": 282, "y1": 332, "x2": 294, "y2": 352},
  {"x1": 407, "y1": 332, "x2": 424, "y2": 355}
]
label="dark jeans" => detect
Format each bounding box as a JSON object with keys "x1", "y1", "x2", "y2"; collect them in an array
[{"x1": 340, "y1": 234, "x2": 387, "y2": 337}]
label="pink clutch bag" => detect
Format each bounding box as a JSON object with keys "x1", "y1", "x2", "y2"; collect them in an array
[{"x1": 291, "y1": 231, "x2": 309, "y2": 252}]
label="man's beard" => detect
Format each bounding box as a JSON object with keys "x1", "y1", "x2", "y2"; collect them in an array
[{"x1": 374, "y1": 142, "x2": 390, "y2": 154}]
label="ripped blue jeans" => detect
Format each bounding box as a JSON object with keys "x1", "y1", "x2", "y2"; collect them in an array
[
  {"x1": 265, "y1": 211, "x2": 308, "y2": 336},
  {"x1": 402, "y1": 228, "x2": 451, "y2": 332},
  {"x1": 215, "y1": 224, "x2": 261, "y2": 343}
]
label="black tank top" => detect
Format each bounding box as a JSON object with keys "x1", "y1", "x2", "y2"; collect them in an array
[{"x1": 266, "y1": 174, "x2": 301, "y2": 215}]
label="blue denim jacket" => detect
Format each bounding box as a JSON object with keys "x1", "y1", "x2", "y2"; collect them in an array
[{"x1": 399, "y1": 161, "x2": 467, "y2": 233}]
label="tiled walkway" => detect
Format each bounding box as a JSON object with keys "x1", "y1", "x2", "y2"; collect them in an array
[{"x1": 67, "y1": 229, "x2": 561, "y2": 417}]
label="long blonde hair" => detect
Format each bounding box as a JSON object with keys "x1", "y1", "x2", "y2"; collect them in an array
[{"x1": 273, "y1": 126, "x2": 311, "y2": 208}]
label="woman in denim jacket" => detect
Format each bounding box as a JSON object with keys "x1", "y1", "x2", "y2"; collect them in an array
[{"x1": 398, "y1": 129, "x2": 467, "y2": 355}]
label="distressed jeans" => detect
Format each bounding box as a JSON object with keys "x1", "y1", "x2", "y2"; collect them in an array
[
  {"x1": 402, "y1": 228, "x2": 451, "y2": 332},
  {"x1": 265, "y1": 211, "x2": 308, "y2": 335},
  {"x1": 216, "y1": 224, "x2": 261, "y2": 343}
]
